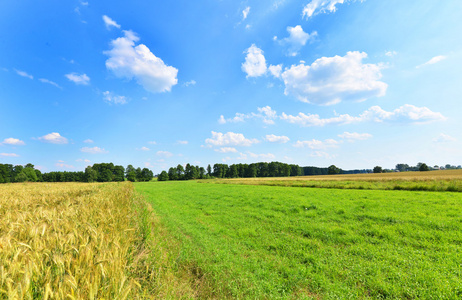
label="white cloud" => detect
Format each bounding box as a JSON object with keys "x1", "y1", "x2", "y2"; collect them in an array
[
  {"x1": 80, "y1": 147, "x2": 108, "y2": 154},
  {"x1": 176, "y1": 140, "x2": 188, "y2": 145},
  {"x1": 139, "y1": 146, "x2": 150, "y2": 151},
  {"x1": 205, "y1": 131, "x2": 259, "y2": 147},
  {"x1": 38, "y1": 132, "x2": 68, "y2": 144},
  {"x1": 303, "y1": 0, "x2": 359, "y2": 19},
  {"x1": 274, "y1": 25, "x2": 317, "y2": 56},
  {"x1": 183, "y1": 80, "x2": 196, "y2": 87},
  {"x1": 102, "y1": 15, "x2": 121, "y2": 29},
  {"x1": 76, "y1": 158, "x2": 91, "y2": 163},
  {"x1": 219, "y1": 106, "x2": 277, "y2": 125},
  {"x1": 281, "y1": 104, "x2": 446, "y2": 126},
  {"x1": 83, "y1": 139, "x2": 94, "y2": 143},
  {"x1": 433, "y1": 133, "x2": 457, "y2": 143},
  {"x1": 268, "y1": 64, "x2": 283, "y2": 78},
  {"x1": 215, "y1": 147, "x2": 238, "y2": 153},
  {"x1": 281, "y1": 51, "x2": 387, "y2": 105},
  {"x1": 39, "y1": 78, "x2": 62, "y2": 88},
  {"x1": 338, "y1": 132, "x2": 372, "y2": 141},
  {"x1": 105, "y1": 30, "x2": 178, "y2": 93},
  {"x1": 103, "y1": 91, "x2": 127, "y2": 105},
  {"x1": 385, "y1": 51, "x2": 397, "y2": 57},
  {"x1": 2, "y1": 138, "x2": 25, "y2": 146},
  {"x1": 294, "y1": 139, "x2": 340, "y2": 149},
  {"x1": 416, "y1": 55, "x2": 447, "y2": 69},
  {"x1": 0, "y1": 153, "x2": 19, "y2": 157},
  {"x1": 310, "y1": 151, "x2": 335, "y2": 159},
  {"x1": 242, "y1": 6, "x2": 250, "y2": 20},
  {"x1": 15, "y1": 69, "x2": 33, "y2": 79},
  {"x1": 65, "y1": 73, "x2": 90, "y2": 85},
  {"x1": 242, "y1": 44, "x2": 267, "y2": 78},
  {"x1": 156, "y1": 150, "x2": 173, "y2": 158},
  {"x1": 147, "y1": 141, "x2": 157, "y2": 145},
  {"x1": 55, "y1": 162, "x2": 74, "y2": 169},
  {"x1": 247, "y1": 152, "x2": 276, "y2": 160},
  {"x1": 265, "y1": 134, "x2": 290, "y2": 143}
]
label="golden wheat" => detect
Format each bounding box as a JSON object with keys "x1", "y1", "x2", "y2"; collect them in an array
[{"x1": 0, "y1": 182, "x2": 144, "y2": 299}]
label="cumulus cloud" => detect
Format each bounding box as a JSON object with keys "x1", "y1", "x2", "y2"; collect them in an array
[
  {"x1": 2, "y1": 138, "x2": 25, "y2": 146},
  {"x1": 76, "y1": 158, "x2": 91, "y2": 163},
  {"x1": 176, "y1": 140, "x2": 188, "y2": 145},
  {"x1": 265, "y1": 134, "x2": 290, "y2": 143},
  {"x1": 433, "y1": 133, "x2": 457, "y2": 143},
  {"x1": 102, "y1": 15, "x2": 121, "y2": 29},
  {"x1": 38, "y1": 132, "x2": 68, "y2": 144},
  {"x1": 105, "y1": 30, "x2": 178, "y2": 93},
  {"x1": 15, "y1": 69, "x2": 33, "y2": 79},
  {"x1": 303, "y1": 0, "x2": 360, "y2": 19},
  {"x1": 281, "y1": 51, "x2": 387, "y2": 105},
  {"x1": 103, "y1": 91, "x2": 127, "y2": 105},
  {"x1": 294, "y1": 139, "x2": 340, "y2": 149},
  {"x1": 138, "y1": 146, "x2": 150, "y2": 151},
  {"x1": 156, "y1": 150, "x2": 173, "y2": 158},
  {"x1": 338, "y1": 132, "x2": 372, "y2": 141},
  {"x1": 242, "y1": 6, "x2": 250, "y2": 20},
  {"x1": 65, "y1": 73, "x2": 90, "y2": 85},
  {"x1": 214, "y1": 147, "x2": 238, "y2": 153},
  {"x1": 219, "y1": 106, "x2": 277, "y2": 125},
  {"x1": 281, "y1": 104, "x2": 446, "y2": 126},
  {"x1": 0, "y1": 153, "x2": 19, "y2": 157},
  {"x1": 39, "y1": 78, "x2": 62, "y2": 89},
  {"x1": 80, "y1": 147, "x2": 108, "y2": 154},
  {"x1": 274, "y1": 25, "x2": 317, "y2": 56},
  {"x1": 83, "y1": 139, "x2": 94, "y2": 143},
  {"x1": 416, "y1": 55, "x2": 447, "y2": 69},
  {"x1": 268, "y1": 64, "x2": 283, "y2": 78},
  {"x1": 205, "y1": 131, "x2": 259, "y2": 147},
  {"x1": 242, "y1": 44, "x2": 267, "y2": 78}
]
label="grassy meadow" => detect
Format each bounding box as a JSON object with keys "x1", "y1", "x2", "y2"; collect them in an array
[{"x1": 136, "y1": 180, "x2": 462, "y2": 299}]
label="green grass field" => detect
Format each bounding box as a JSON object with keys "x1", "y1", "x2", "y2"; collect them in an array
[{"x1": 136, "y1": 180, "x2": 462, "y2": 299}]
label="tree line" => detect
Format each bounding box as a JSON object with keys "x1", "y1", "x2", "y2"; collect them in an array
[
  {"x1": 0, "y1": 163, "x2": 153, "y2": 183},
  {"x1": 158, "y1": 162, "x2": 304, "y2": 181}
]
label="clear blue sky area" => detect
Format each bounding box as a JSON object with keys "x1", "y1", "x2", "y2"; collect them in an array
[{"x1": 1, "y1": 0, "x2": 461, "y2": 173}]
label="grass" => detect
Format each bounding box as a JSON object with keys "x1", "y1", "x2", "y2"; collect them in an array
[
  {"x1": 136, "y1": 180, "x2": 462, "y2": 299},
  {"x1": 0, "y1": 182, "x2": 196, "y2": 299},
  {"x1": 206, "y1": 169, "x2": 462, "y2": 192}
]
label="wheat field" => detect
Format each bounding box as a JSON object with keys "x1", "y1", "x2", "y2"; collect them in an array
[{"x1": 0, "y1": 182, "x2": 144, "y2": 299}]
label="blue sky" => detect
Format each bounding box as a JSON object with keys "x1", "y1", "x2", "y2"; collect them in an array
[{"x1": 1, "y1": 0, "x2": 461, "y2": 173}]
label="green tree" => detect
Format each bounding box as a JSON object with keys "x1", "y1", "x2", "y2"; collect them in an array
[
  {"x1": 207, "y1": 164, "x2": 212, "y2": 176},
  {"x1": 23, "y1": 167, "x2": 38, "y2": 182},
  {"x1": 419, "y1": 163, "x2": 429, "y2": 172},
  {"x1": 373, "y1": 166, "x2": 383, "y2": 173},
  {"x1": 15, "y1": 171, "x2": 28, "y2": 182},
  {"x1": 158, "y1": 170, "x2": 169, "y2": 181},
  {"x1": 328, "y1": 165, "x2": 342, "y2": 175},
  {"x1": 176, "y1": 164, "x2": 185, "y2": 180},
  {"x1": 168, "y1": 167, "x2": 178, "y2": 180},
  {"x1": 125, "y1": 165, "x2": 135, "y2": 178},
  {"x1": 127, "y1": 171, "x2": 137, "y2": 182},
  {"x1": 85, "y1": 166, "x2": 98, "y2": 182}
]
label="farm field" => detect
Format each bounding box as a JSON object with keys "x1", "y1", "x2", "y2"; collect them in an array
[
  {"x1": 136, "y1": 180, "x2": 462, "y2": 299},
  {"x1": 208, "y1": 169, "x2": 462, "y2": 192},
  {"x1": 0, "y1": 182, "x2": 195, "y2": 299}
]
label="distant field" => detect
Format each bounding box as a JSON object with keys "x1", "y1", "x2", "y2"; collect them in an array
[
  {"x1": 207, "y1": 169, "x2": 462, "y2": 192},
  {"x1": 137, "y1": 181, "x2": 462, "y2": 299}
]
